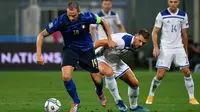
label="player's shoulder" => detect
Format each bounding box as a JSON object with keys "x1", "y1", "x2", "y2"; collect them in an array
[
  {"x1": 80, "y1": 12, "x2": 96, "y2": 21},
  {"x1": 110, "y1": 10, "x2": 117, "y2": 15},
  {"x1": 177, "y1": 9, "x2": 187, "y2": 17},
  {"x1": 54, "y1": 13, "x2": 68, "y2": 25},
  {"x1": 112, "y1": 33, "x2": 132, "y2": 40},
  {"x1": 97, "y1": 10, "x2": 104, "y2": 17},
  {"x1": 160, "y1": 9, "x2": 171, "y2": 16},
  {"x1": 81, "y1": 11, "x2": 95, "y2": 17}
]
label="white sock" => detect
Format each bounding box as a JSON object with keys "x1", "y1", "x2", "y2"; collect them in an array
[
  {"x1": 128, "y1": 86, "x2": 139, "y2": 109},
  {"x1": 148, "y1": 76, "x2": 161, "y2": 96},
  {"x1": 105, "y1": 76, "x2": 122, "y2": 103},
  {"x1": 184, "y1": 75, "x2": 195, "y2": 99}
]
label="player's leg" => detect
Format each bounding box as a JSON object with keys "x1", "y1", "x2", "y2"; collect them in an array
[
  {"x1": 145, "y1": 68, "x2": 166, "y2": 104},
  {"x1": 175, "y1": 48, "x2": 199, "y2": 104},
  {"x1": 181, "y1": 66, "x2": 199, "y2": 104},
  {"x1": 98, "y1": 62, "x2": 124, "y2": 107},
  {"x1": 79, "y1": 49, "x2": 106, "y2": 107},
  {"x1": 61, "y1": 48, "x2": 80, "y2": 112},
  {"x1": 146, "y1": 48, "x2": 172, "y2": 104},
  {"x1": 119, "y1": 70, "x2": 149, "y2": 112}
]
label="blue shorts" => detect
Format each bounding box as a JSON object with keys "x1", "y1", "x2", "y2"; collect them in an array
[{"x1": 62, "y1": 48, "x2": 99, "y2": 73}]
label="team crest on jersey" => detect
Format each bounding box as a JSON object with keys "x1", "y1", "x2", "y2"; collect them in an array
[{"x1": 82, "y1": 25, "x2": 86, "y2": 29}]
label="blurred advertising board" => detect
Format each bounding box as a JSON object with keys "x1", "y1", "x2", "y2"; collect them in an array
[{"x1": 0, "y1": 43, "x2": 62, "y2": 70}]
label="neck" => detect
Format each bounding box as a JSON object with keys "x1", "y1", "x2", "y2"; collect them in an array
[
  {"x1": 103, "y1": 9, "x2": 109, "y2": 15},
  {"x1": 169, "y1": 8, "x2": 178, "y2": 13}
]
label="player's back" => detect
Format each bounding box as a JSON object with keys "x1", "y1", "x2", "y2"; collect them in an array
[
  {"x1": 101, "y1": 33, "x2": 134, "y2": 63},
  {"x1": 158, "y1": 8, "x2": 189, "y2": 48}
]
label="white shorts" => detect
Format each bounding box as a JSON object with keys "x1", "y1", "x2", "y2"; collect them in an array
[
  {"x1": 156, "y1": 47, "x2": 189, "y2": 70},
  {"x1": 97, "y1": 56, "x2": 130, "y2": 78}
]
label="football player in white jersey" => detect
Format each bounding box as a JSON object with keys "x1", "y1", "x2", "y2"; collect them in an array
[
  {"x1": 145, "y1": 0, "x2": 199, "y2": 105},
  {"x1": 94, "y1": 29, "x2": 150, "y2": 112},
  {"x1": 90, "y1": 0, "x2": 126, "y2": 41}
]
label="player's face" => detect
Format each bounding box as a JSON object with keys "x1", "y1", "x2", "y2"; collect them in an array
[
  {"x1": 168, "y1": 0, "x2": 179, "y2": 12},
  {"x1": 133, "y1": 35, "x2": 147, "y2": 48},
  {"x1": 102, "y1": 1, "x2": 112, "y2": 13},
  {"x1": 67, "y1": 8, "x2": 79, "y2": 22}
]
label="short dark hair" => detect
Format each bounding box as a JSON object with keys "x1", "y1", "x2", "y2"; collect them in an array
[
  {"x1": 67, "y1": 1, "x2": 80, "y2": 11},
  {"x1": 138, "y1": 29, "x2": 150, "y2": 40}
]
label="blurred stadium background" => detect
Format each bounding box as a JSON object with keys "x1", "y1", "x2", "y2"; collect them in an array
[{"x1": 0, "y1": 0, "x2": 200, "y2": 112}]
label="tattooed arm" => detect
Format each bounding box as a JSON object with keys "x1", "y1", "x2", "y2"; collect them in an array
[{"x1": 36, "y1": 29, "x2": 50, "y2": 65}]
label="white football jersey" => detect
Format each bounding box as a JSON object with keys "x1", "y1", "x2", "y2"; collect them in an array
[
  {"x1": 91, "y1": 9, "x2": 122, "y2": 41},
  {"x1": 97, "y1": 33, "x2": 134, "y2": 64},
  {"x1": 155, "y1": 8, "x2": 189, "y2": 48}
]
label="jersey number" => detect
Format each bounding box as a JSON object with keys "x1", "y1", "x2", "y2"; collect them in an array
[
  {"x1": 171, "y1": 25, "x2": 177, "y2": 32},
  {"x1": 91, "y1": 58, "x2": 98, "y2": 68},
  {"x1": 73, "y1": 30, "x2": 79, "y2": 35}
]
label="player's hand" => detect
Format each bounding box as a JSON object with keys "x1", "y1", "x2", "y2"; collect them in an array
[
  {"x1": 36, "y1": 55, "x2": 45, "y2": 65},
  {"x1": 108, "y1": 40, "x2": 117, "y2": 48},
  {"x1": 153, "y1": 47, "x2": 160, "y2": 58}
]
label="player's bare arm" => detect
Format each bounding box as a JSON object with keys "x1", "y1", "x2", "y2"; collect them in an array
[
  {"x1": 94, "y1": 39, "x2": 108, "y2": 49},
  {"x1": 181, "y1": 28, "x2": 188, "y2": 55},
  {"x1": 152, "y1": 26, "x2": 160, "y2": 58},
  {"x1": 116, "y1": 24, "x2": 126, "y2": 33},
  {"x1": 36, "y1": 29, "x2": 50, "y2": 65},
  {"x1": 100, "y1": 18, "x2": 116, "y2": 48},
  {"x1": 89, "y1": 25, "x2": 96, "y2": 42}
]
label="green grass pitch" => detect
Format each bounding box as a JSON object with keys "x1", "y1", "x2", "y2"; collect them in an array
[{"x1": 0, "y1": 71, "x2": 200, "y2": 112}]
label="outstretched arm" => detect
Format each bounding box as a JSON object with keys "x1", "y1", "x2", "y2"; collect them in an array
[
  {"x1": 36, "y1": 29, "x2": 50, "y2": 65},
  {"x1": 116, "y1": 24, "x2": 126, "y2": 33},
  {"x1": 94, "y1": 39, "x2": 108, "y2": 49},
  {"x1": 100, "y1": 18, "x2": 116, "y2": 48}
]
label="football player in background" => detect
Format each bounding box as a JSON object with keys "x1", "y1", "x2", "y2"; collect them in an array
[{"x1": 145, "y1": 0, "x2": 199, "y2": 105}]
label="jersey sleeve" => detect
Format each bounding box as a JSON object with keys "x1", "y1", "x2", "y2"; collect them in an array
[
  {"x1": 154, "y1": 13, "x2": 163, "y2": 28},
  {"x1": 182, "y1": 13, "x2": 189, "y2": 29},
  {"x1": 45, "y1": 16, "x2": 61, "y2": 34},
  {"x1": 111, "y1": 34, "x2": 125, "y2": 49},
  {"x1": 90, "y1": 14, "x2": 99, "y2": 27},
  {"x1": 87, "y1": 12, "x2": 102, "y2": 24},
  {"x1": 115, "y1": 13, "x2": 122, "y2": 25}
]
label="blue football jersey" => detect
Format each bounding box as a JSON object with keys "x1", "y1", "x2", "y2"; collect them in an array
[{"x1": 46, "y1": 12, "x2": 99, "y2": 51}]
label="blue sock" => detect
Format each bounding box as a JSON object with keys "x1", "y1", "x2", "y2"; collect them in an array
[
  {"x1": 64, "y1": 79, "x2": 80, "y2": 104},
  {"x1": 95, "y1": 78, "x2": 103, "y2": 96}
]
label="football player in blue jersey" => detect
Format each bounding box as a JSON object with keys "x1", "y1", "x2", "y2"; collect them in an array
[
  {"x1": 94, "y1": 29, "x2": 150, "y2": 112},
  {"x1": 36, "y1": 1, "x2": 116, "y2": 112}
]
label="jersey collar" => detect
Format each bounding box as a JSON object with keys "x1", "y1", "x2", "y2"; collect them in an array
[
  {"x1": 167, "y1": 8, "x2": 179, "y2": 15},
  {"x1": 101, "y1": 9, "x2": 111, "y2": 16}
]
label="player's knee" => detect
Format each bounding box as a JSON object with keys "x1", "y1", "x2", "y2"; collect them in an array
[
  {"x1": 182, "y1": 68, "x2": 191, "y2": 77},
  {"x1": 102, "y1": 68, "x2": 113, "y2": 77},
  {"x1": 130, "y1": 81, "x2": 139, "y2": 88},
  {"x1": 62, "y1": 72, "x2": 72, "y2": 81},
  {"x1": 157, "y1": 72, "x2": 165, "y2": 80}
]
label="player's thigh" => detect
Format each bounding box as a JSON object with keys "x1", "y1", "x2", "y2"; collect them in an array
[
  {"x1": 79, "y1": 48, "x2": 99, "y2": 73},
  {"x1": 119, "y1": 69, "x2": 139, "y2": 87},
  {"x1": 109, "y1": 60, "x2": 130, "y2": 79},
  {"x1": 174, "y1": 48, "x2": 190, "y2": 68},
  {"x1": 62, "y1": 48, "x2": 78, "y2": 67},
  {"x1": 98, "y1": 62, "x2": 113, "y2": 77},
  {"x1": 156, "y1": 48, "x2": 173, "y2": 70}
]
